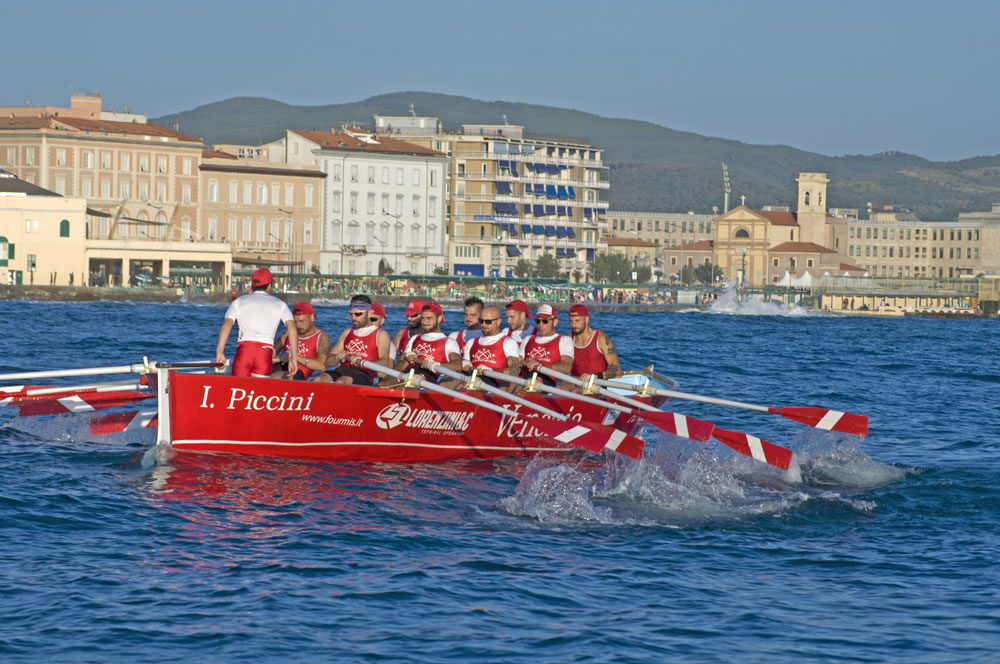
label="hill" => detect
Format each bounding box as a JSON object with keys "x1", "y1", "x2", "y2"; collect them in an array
[{"x1": 153, "y1": 92, "x2": 1000, "y2": 220}]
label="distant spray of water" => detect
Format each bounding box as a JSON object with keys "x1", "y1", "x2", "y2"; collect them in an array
[{"x1": 708, "y1": 288, "x2": 811, "y2": 317}]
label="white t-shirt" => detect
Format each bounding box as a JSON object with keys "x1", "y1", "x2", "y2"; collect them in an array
[
  {"x1": 224, "y1": 292, "x2": 292, "y2": 344},
  {"x1": 504, "y1": 326, "x2": 538, "y2": 344},
  {"x1": 463, "y1": 332, "x2": 520, "y2": 365},
  {"x1": 447, "y1": 328, "x2": 483, "y2": 348},
  {"x1": 519, "y1": 333, "x2": 574, "y2": 361},
  {"x1": 405, "y1": 332, "x2": 462, "y2": 359}
]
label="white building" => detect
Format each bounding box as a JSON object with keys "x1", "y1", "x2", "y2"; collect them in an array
[{"x1": 268, "y1": 128, "x2": 448, "y2": 276}]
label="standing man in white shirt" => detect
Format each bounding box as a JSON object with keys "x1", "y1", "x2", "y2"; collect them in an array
[{"x1": 216, "y1": 268, "x2": 297, "y2": 378}]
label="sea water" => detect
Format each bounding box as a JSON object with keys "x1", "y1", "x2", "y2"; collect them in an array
[{"x1": 0, "y1": 299, "x2": 997, "y2": 662}]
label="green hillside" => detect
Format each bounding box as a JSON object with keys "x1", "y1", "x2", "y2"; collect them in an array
[{"x1": 153, "y1": 92, "x2": 1000, "y2": 220}]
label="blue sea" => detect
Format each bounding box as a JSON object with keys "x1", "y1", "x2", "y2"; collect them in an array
[{"x1": 1, "y1": 297, "x2": 998, "y2": 662}]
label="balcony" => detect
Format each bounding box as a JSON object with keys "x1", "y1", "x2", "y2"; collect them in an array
[
  {"x1": 452, "y1": 151, "x2": 603, "y2": 169},
  {"x1": 452, "y1": 171, "x2": 609, "y2": 190}
]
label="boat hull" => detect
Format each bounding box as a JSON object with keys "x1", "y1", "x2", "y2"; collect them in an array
[{"x1": 165, "y1": 372, "x2": 668, "y2": 462}]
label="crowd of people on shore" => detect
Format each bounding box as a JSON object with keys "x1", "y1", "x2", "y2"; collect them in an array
[{"x1": 216, "y1": 268, "x2": 622, "y2": 393}]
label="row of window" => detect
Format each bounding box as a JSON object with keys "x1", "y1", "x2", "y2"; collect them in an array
[
  {"x1": 859, "y1": 264, "x2": 961, "y2": 278},
  {"x1": 850, "y1": 226, "x2": 981, "y2": 242},
  {"x1": 331, "y1": 164, "x2": 438, "y2": 188},
  {"x1": 332, "y1": 192, "x2": 436, "y2": 218},
  {"x1": 848, "y1": 245, "x2": 980, "y2": 260},
  {"x1": 221, "y1": 218, "x2": 315, "y2": 246},
  {"x1": 3, "y1": 146, "x2": 193, "y2": 175},
  {"x1": 205, "y1": 180, "x2": 314, "y2": 208},
  {"x1": 611, "y1": 219, "x2": 712, "y2": 234},
  {"x1": 330, "y1": 221, "x2": 437, "y2": 249}
]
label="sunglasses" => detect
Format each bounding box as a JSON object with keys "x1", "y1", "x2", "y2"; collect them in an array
[
  {"x1": 480, "y1": 317, "x2": 499, "y2": 324},
  {"x1": 535, "y1": 318, "x2": 554, "y2": 324},
  {"x1": 349, "y1": 311, "x2": 367, "y2": 317}
]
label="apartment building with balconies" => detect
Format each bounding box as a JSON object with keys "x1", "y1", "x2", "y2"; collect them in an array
[{"x1": 373, "y1": 114, "x2": 609, "y2": 280}]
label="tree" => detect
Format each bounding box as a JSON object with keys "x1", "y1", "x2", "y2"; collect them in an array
[
  {"x1": 636, "y1": 265, "x2": 652, "y2": 283},
  {"x1": 694, "y1": 263, "x2": 724, "y2": 284},
  {"x1": 680, "y1": 265, "x2": 697, "y2": 284},
  {"x1": 378, "y1": 259, "x2": 394, "y2": 276},
  {"x1": 432, "y1": 265, "x2": 448, "y2": 276},
  {"x1": 535, "y1": 253, "x2": 560, "y2": 279},
  {"x1": 592, "y1": 252, "x2": 632, "y2": 282},
  {"x1": 514, "y1": 258, "x2": 534, "y2": 278},
  {"x1": 572, "y1": 269, "x2": 583, "y2": 284}
]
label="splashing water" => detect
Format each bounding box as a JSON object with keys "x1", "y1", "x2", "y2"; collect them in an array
[{"x1": 708, "y1": 287, "x2": 811, "y2": 316}]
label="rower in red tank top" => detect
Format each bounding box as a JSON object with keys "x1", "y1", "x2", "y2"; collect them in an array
[
  {"x1": 519, "y1": 304, "x2": 574, "y2": 386},
  {"x1": 567, "y1": 304, "x2": 622, "y2": 388},
  {"x1": 394, "y1": 302, "x2": 462, "y2": 382},
  {"x1": 314, "y1": 295, "x2": 391, "y2": 386},
  {"x1": 391, "y1": 298, "x2": 425, "y2": 363},
  {"x1": 461, "y1": 305, "x2": 521, "y2": 389},
  {"x1": 272, "y1": 302, "x2": 330, "y2": 380}
]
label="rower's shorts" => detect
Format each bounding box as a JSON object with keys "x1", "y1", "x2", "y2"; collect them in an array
[
  {"x1": 323, "y1": 365, "x2": 373, "y2": 386},
  {"x1": 233, "y1": 342, "x2": 274, "y2": 378}
]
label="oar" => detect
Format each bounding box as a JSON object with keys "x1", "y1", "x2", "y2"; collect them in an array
[
  {"x1": 463, "y1": 366, "x2": 715, "y2": 443},
  {"x1": 0, "y1": 363, "x2": 150, "y2": 382},
  {"x1": 536, "y1": 366, "x2": 795, "y2": 471},
  {"x1": 589, "y1": 375, "x2": 868, "y2": 436},
  {"x1": 358, "y1": 360, "x2": 645, "y2": 460},
  {"x1": 90, "y1": 409, "x2": 158, "y2": 435}
]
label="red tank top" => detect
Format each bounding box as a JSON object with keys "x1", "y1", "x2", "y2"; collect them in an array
[
  {"x1": 468, "y1": 337, "x2": 510, "y2": 370},
  {"x1": 283, "y1": 329, "x2": 323, "y2": 379},
  {"x1": 522, "y1": 334, "x2": 565, "y2": 368},
  {"x1": 398, "y1": 328, "x2": 413, "y2": 354},
  {"x1": 343, "y1": 328, "x2": 381, "y2": 379},
  {"x1": 572, "y1": 329, "x2": 608, "y2": 376},
  {"x1": 407, "y1": 334, "x2": 451, "y2": 365}
]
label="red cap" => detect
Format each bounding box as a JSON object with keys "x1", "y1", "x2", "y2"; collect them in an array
[
  {"x1": 422, "y1": 302, "x2": 444, "y2": 315},
  {"x1": 568, "y1": 304, "x2": 589, "y2": 317},
  {"x1": 372, "y1": 303, "x2": 386, "y2": 318},
  {"x1": 404, "y1": 298, "x2": 426, "y2": 316},
  {"x1": 505, "y1": 299, "x2": 532, "y2": 317},
  {"x1": 535, "y1": 304, "x2": 557, "y2": 318},
  {"x1": 251, "y1": 268, "x2": 273, "y2": 286},
  {"x1": 292, "y1": 302, "x2": 315, "y2": 316}
]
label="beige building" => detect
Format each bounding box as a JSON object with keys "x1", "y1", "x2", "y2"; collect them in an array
[
  {"x1": 606, "y1": 211, "x2": 715, "y2": 268},
  {"x1": 602, "y1": 236, "x2": 659, "y2": 280},
  {"x1": 372, "y1": 114, "x2": 608, "y2": 280},
  {"x1": 199, "y1": 151, "x2": 325, "y2": 276}
]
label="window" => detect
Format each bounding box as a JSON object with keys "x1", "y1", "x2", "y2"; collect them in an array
[
  {"x1": 229, "y1": 218, "x2": 237, "y2": 242},
  {"x1": 120, "y1": 182, "x2": 130, "y2": 199},
  {"x1": 208, "y1": 181, "x2": 219, "y2": 202},
  {"x1": 286, "y1": 183, "x2": 294, "y2": 206},
  {"x1": 56, "y1": 149, "x2": 66, "y2": 167},
  {"x1": 735, "y1": 229, "x2": 750, "y2": 239},
  {"x1": 244, "y1": 183, "x2": 252, "y2": 204},
  {"x1": 229, "y1": 182, "x2": 238, "y2": 203},
  {"x1": 182, "y1": 184, "x2": 191, "y2": 204},
  {"x1": 333, "y1": 163, "x2": 342, "y2": 181},
  {"x1": 882, "y1": 229, "x2": 888, "y2": 240},
  {"x1": 866, "y1": 228, "x2": 871, "y2": 239},
  {"x1": 367, "y1": 192, "x2": 375, "y2": 214},
  {"x1": 382, "y1": 167, "x2": 390, "y2": 184},
  {"x1": 55, "y1": 177, "x2": 65, "y2": 195},
  {"x1": 304, "y1": 221, "x2": 313, "y2": 245},
  {"x1": 120, "y1": 154, "x2": 130, "y2": 171},
  {"x1": 157, "y1": 156, "x2": 167, "y2": 173},
  {"x1": 208, "y1": 216, "x2": 217, "y2": 240},
  {"x1": 332, "y1": 191, "x2": 342, "y2": 213},
  {"x1": 272, "y1": 183, "x2": 281, "y2": 206},
  {"x1": 381, "y1": 193, "x2": 390, "y2": 214},
  {"x1": 158, "y1": 183, "x2": 167, "y2": 202},
  {"x1": 6, "y1": 147, "x2": 16, "y2": 164},
  {"x1": 182, "y1": 220, "x2": 191, "y2": 240},
  {"x1": 350, "y1": 192, "x2": 358, "y2": 213},
  {"x1": 25, "y1": 147, "x2": 35, "y2": 165},
  {"x1": 413, "y1": 169, "x2": 420, "y2": 186},
  {"x1": 395, "y1": 194, "x2": 403, "y2": 216},
  {"x1": 139, "y1": 182, "x2": 149, "y2": 201},
  {"x1": 101, "y1": 179, "x2": 111, "y2": 199},
  {"x1": 82, "y1": 178, "x2": 92, "y2": 198},
  {"x1": 429, "y1": 170, "x2": 436, "y2": 187},
  {"x1": 59, "y1": 219, "x2": 70, "y2": 237},
  {"x1": 429, "y1": 196, "x2": 437, "y2": 218},
  {"x1": 412, "y1": 195, "x2": 421, "y2": 216},
  {"x1": 182, "y1": 158, "x2": 191, "y2": 175},
  {"x1": 367, "y1": 166, "x2": 375, "y2": 183},
  {"x1": 243, "y1": 219, "x2": 252, "y2": 241},
  {"x1": 257, "y1": 184, "x2": 268, "y2": 205},
  {"x1": 366, "y1": 222, "x2": 376, "y2": 245},
  {"x1": 773, "y1": 258, "x2": 779, "y2": 267},
  {"x1": 350, "y1": 165, "x2": 358, "y2": 182},
  {"x1": 257, "y1": 220, "x2": 266, "y2": 242},
  {"x1": 305, "y1": 185, "x2": 313, "y2": 207},
  {"x1": 397, "y1": 168, "x2": 404, "y2": 185},
  {"x1": 807, "y1": 259, "x2": 814, "y2": 268},
  {"x1": 271, "y1": 221, "x2": 280, "y2": 243},
  {"x1": 139, "y1": 155, "x2": 149, "y2": 172},
  {"x1": 411, "y1": 224, "x2": 421, "y2": 246},
  {"x1": 850, "y1": 227, "x2": 855, "y2": 239}
]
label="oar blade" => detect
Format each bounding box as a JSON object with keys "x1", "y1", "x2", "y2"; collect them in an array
[
  {"x1": 17, "y1": 391, "x2": 153, "y2": 417},
  {"x1": 775, "y1": 407, "x2": 868, "y2": 436},
  {"x1": 529, "y1": 415, "x2": 645, "y2": 460},
  {"x1": 711, "y1": 427, "x2": 793, "y2": 470},
  {"x1": 636, "y1": 410, "x2": 715, "y2": 442},
  {"x1": 89, "y1": 410, "x2": 158, "y2": 435}
]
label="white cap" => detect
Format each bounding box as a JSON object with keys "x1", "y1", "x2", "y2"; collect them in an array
[{"x1": 535, "y1": 304, "x2": 557, "y2": 318}]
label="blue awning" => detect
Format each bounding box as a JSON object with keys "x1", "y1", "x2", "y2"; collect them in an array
[
  {"x1": 545, "y1": 185, "x2": 557, "y2": 198},
  {"x1": 495, "y1": 143, "x2": 508, "y2": 153},
  {"x1": 496, "y1": 181, "x2": 512, "y2": 194},
  {"x1": 509, "y1": 224, "x2": 519, "y2": 236},
  {"x1": 567, "y1": 227, "x2": 576, "y2": 238},
  {"x1": 544, "y1": 206, "x2": 556, "y2": 216},
  {"x1": 535, "y1": 163, "x2": 547, "y2": 172},
  {"x1": 586, "y1": 248, "x2": 595, "y2": 260},
  {"x1": 523, "y1": 204, "x2": 532, "y2": 214},
  {"x1": 521, "y1": 224, "x2": 532, "y2": 234},
  {"x1": 525, "y1": 162, "x2": 534, "y2": 171},
  {"x1": 494, "y1": 202, "x2": 518, "y2": 214},
  {"x1": 510, "y1": 163, "x2": 518, "y2": 177},
  {"x1": 557, "y1": 186, "x2": 568, "y2": 199},
  {"x1": 547, "y1": 164, "x2": 560, "y2": 174},
  {"x1": 532, "y1": 224, "x2": 545, "y2": 234},
  {"x1": 566, "y1": 248, "x2": 576, "y2": 257},
  {"x1": 506, "y1": 245, "x2": 521, "y2": 257},
  {"x1": 583, "y1": 207, "x2": 592, "y2": 218},
  {"x1": 508, "y1": 144, "x2": 519, "y2": 153},
  {"x1": 545, "y1": 225, "x2": 557, "y2": 236},
  {"x1": 556, "y1": 248, "x2": 567, "y2": 258},
  {"x1": 533, "y1": 205, "x2": 544, "y2": 216},
  {"x1": 536, "y1": 184, "x2": 547, "y2": 195},
  {"x1": 567, "y1": 186, "x2": 576, "y2": 199},
  {"x1": 454, "y1": 263, "x2": 485, "y2": 277},
  {"x1": 498, "y1": 159, "x2": 510, "y2": 168},
  {"x1": 557, "y1": 227, "x2": 568, "y2": 238},
  {"x1": 557, "y1": 206, "x2": 567, "y2": 216}
]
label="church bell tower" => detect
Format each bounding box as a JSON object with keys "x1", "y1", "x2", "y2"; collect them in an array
[{"x1": 795, "y1": 172, "x2": 829, "y2": 245}]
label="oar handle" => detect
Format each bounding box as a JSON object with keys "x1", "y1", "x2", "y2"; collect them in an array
[
  {"x1": 0, "y1": 363, "x2": 148, "y2": 382},
  {"x1": 536, "y1": 366, "x2": 656, "y2": 412},
  {"x1": 480, "y1": 368, "x2": 630, "y2": 414},
  {"x1": 592, "y1": 377, "x2": 771, "y2": 413},
  {"x1": 428, "y1": 362, "x2": 568, "y2": 421}
]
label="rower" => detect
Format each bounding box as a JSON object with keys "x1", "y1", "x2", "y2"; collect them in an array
[
  {"x1": 215, "y1": 268, "x2": 298, "y2": 378},
  {"x1": 370, "y1": 302, "x2": 394, "y2": 358},
  {"x1": 519, "y1": 304, "x2": 573, "y2": 387},
  {"x1": 503, "y1": 299, "x2": 537, "y2": 343},
  {"x1": 567, "y1": 304, "x2": 622, "y2": 390},
  {"x1": 394, "y1": 301, "x2": 462, "y2": 383},
  {"x1": 447, "y1": 296, "x2": 484, "y2": 350},
  {"x1": 272, "y1": 302, "x2": 330, "y2": 380},
  {"x1": 461, "y1": 305, "x2": 521, "y2": 390},
  {"x1": 314, "y1": 295, "x2": 391, "y2": 385},
  {"x1": 392, "y1": 298, "x2": 425, "y2": 363}
]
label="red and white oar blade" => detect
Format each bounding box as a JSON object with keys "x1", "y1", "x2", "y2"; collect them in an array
[
  {"x1": 89, "y1": 410, "x2": 158, "y2": 435},
  {"x1": 636, "y1": 410, "x2": 715, "y2": 442},
  {"x1": 711, "y1": 427, "x2": 793, "y2": 470},
  {"x1": 17, "y1": 391, "x2": 153, "y2": 417},
  {"x1": 528, "y1": 415, "x2": 645, "y2": 460},
  {"x1": 772, "y1": 407, "x2": 868, "y2": 436}
]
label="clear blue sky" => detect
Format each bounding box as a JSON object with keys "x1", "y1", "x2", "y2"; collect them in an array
[{"x1": 5, "y1": 0, "x2": 997, "y2": 161}]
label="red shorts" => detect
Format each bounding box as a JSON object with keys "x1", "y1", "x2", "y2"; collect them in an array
[{"x1": 233, "y1": 341, "x2": 274, "y2": 377}]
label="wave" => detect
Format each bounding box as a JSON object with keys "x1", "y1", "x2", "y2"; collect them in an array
[{"x1": 707, "y1": 288, "x2": 812, "y2": 317}]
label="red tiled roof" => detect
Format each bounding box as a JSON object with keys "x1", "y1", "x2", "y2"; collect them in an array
[
  {"x1": 202, "y1": 150, "x2": 238, "y2": 159},
  {"x1": 53, "y1": 117, "x2": 199, "y2": 141},
  {"x1": 666, "y1": 239, "x2": 714, "y2": 251},
  {"x1": 840, "y1": 263, "x2": 866, "y2": 272},
  {"x1": 755, "y1": 210, "x2": 798, "y2": 226},
  {"x1": 0, "y1": 117, "x2": 51, "y2": 130},
  {"x1": 602, "y1": 236, "x2": 659, "y2": 247},
  {"x1": 291, "y1": 130, "x2": 444, "y2": 156},
  {"x1": 769, "y1": 241, "x2": 836, "y2": 253}
]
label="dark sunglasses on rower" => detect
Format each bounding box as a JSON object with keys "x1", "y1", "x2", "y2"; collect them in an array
[
  {"x1": 480, "y1": 317, "x2": 499, "y2": 324},
  {"x1": 535, "y1": 318, "x2": 552, "y2": 324},
  {"x1": 349, "y1": 311, "x2": 367, "y2": 317}
]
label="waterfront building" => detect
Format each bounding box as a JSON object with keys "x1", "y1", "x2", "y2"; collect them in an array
[
  {"x1": 606, "y1": 210, "x2": 715, "y2": 273},
  {"x1": 267, "y1": 128, "x2": 448, "y2": 276},
  {"x1": 199, "y1": 150, "x2": 324, "y2": 277},
  {"x1": 372, "y1": 114, "x2": 608, "y2": 280}
]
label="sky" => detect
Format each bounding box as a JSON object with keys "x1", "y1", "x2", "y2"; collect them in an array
[{"x1": 5, "y1": 0, "x2": 998, "y2": 161}]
